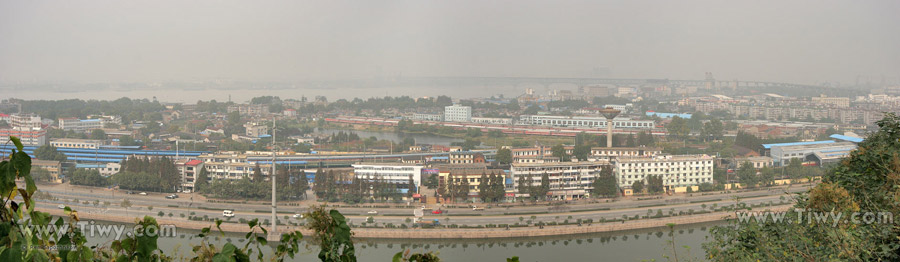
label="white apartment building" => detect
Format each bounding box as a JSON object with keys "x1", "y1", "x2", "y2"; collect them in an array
[
  {"x1": 444, "y1": 105, "x2": 472, "y2": 122},
  {"x1": 0, "y1": 127, "x2": 47, "y2": 146},
  {"x1": 470, "y1": 117, "x2": 512, "y2": 125},
  {"x1": 511, "y1": 161, "x2": 611, "y2": 200},
  {"x1": 244, "y1": 122, "x2": 269, "y2": 137},
  {"x1": 50, "y1": 138, "x2": 105, "y2": 149},
  {"x1": 10, "y1": 113, "x2": 42, "y2": 130},
  {"x1": 58, "y1": 116, "x2": 121, "y2": 133},
  {"x1": 176, "y1": 159, "x2": 204, "y2": 192},
  {"x1": 352, "y1": 163, "x2": 423, "y2": 191},
  {"x1": 517, "y1": 115, "x2": 655, "y2": 129},
  {"x1": 590, "y1": 147, "x2": 661, "y2": 160},
  {"x1": 411, "y1": 113, "x2": 444, "y2": 122},
  {"x1": 199, "y1": 153, "x2": 272, "y2": 180},
  {"x1": 613, "y1": 154, "x2": 715, "y2": 189}
]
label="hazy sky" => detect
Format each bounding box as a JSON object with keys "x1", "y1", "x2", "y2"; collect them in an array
[{"x1": 1, "y1": 0, "x2": 898, "y2": 85}]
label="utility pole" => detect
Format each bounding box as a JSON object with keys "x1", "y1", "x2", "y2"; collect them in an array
[{"x1": 271, "y1": 117, "x2": 277, "y2": 238}]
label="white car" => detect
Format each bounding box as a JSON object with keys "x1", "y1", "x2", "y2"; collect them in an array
[
  {"x1": 293, "y1": 213, "x2": 304, "y2": 219},
  {"x1": 223, "y1": 210, "x2": 235, "y2": 217},
  {"x1": 367, "y1": 210, "x2": 378, "y2": 215},
  {"x1": 139, "y1": 192, "x2": 148, "y2": 196},
  {"x1": 57, "y1": 204, "x2": 66, "y2": 209}
]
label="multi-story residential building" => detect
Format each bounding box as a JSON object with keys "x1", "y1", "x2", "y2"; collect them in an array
[
  {"x1": 50, "y1": 138, "x2": 105, "y2": 149},
  {"x1": 199, "y1": 153, "x2": 272, "y2": 180},
  {"x1": 10, "y1": 113, "x2": 42, "y2": 129},
  {"x1": 517, "y1": 115, "x2": 655, "y2": 129},
  {"x1": 0, "y1": 127, "x2": 47, "y2": 146},
  {"x1": 511, "y1": 161, "x2": 611, "y2": 200},
  {"x1": 227, "y1": 104, "x2": 268, "y2": 116},
  {"x1": 733, "y1": 156, "x2": 774, "y2": 169},
  {"x1": 76, "y1": 163, "x2": 121, "y2": 176},
  {"x1": 448, "y1": 152, "x2": 486, "y2": 164},
  {"x1": 411, "y1": 113, "x2": 444, "y2": 122},
  {"x1": 244, "y1": 122, "x2": 268, "y2": 137},
  {"x1": 176, "y1": 159, "x2": 204, "y2": 192},
  {"x1": 613, "y1": 154, "x2": 715, "y2": 189},
  {"x1": 470, "y1": 117, "x2": 512, "y2": 125},
  {"x1": 352, "y1": 162, "x2": 423, "y2": 192},
  {"x1": 811, "y1": 95, "x2": 850, "y2": 108},
  {"x1": 32, "y1": 160, "x2": 62, "y2": 183},
  {"x1": 436, "y1": 165, "x2": 510, "y2": 202},
  {"x1": 766, "y1": 141, "x2": 857, "y2": 166},
  {"x1": 58, "y1": 115, "x2": 121, "y2": 132},
  {"x1": 590, "y1": 147, "x2": 661, "y2": 160},
  {"x1": 444, "y1": 105, "x2": 472, "y2": 122},
  {"x1": 510, "y1": 146, "x2": 552, "y2": 159}
]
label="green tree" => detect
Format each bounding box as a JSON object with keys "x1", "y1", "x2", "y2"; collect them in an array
[
  {"x1": 551, "y1": 144, "x2": 569, "y2": 161},
  {"x1": 647, "y1": 175, "x2": 664, "y2": 194},
  {"x1": 496, "y1": 148, "x2": 512, "y2": 165},
  {"x1": 195, "y1": 167, "x2": 209, "y2": 193},
  {"x1": 631, "y1": 180, "x2": 644, "y2": 194},
  {"x1": 252, "y1": 163, "x2": 263, "y2": 182},
  {"x1": 737, "y1": 162, "x2": 758, "y2": 188},
  {"x1": 592, "y1": 165, "x2": 618, "y2": 198},
  {"x1": 666, "y1": 116, "x2": 691, "y2": 139},
  {"x1": 572, "y1": 145, "x2": 591, "y2": 161},
  {"x1": 705, "y1": 113, "x2": 900, "y2": 261},
  {"x1": 34, "y1": 144, "x2": 68, "y2": 162},
  {"x1": 90, "y1": 129, "x2": 107, "y2": 140}
]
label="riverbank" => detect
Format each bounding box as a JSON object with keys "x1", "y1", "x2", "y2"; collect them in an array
[{"x1": 36, "y1": 204, "x2": 791, "y2": 240}]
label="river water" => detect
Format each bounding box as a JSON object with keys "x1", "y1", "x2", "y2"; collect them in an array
[
  {"x1": 317, "y1": 128, "x2": 463, "y2": 147},
  {"x1": 85, "y1": 222, "x2": 719, "y2": 261}
]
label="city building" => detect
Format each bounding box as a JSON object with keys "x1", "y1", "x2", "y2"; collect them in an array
[
  {"x1": 0, "y1": 127, "x2": 47, "y2": 146},
  {"x1": 436, "y1": 165, "x2": 510, "y2": 202},
  {"x1": 766, "y1": 141, "x2": 857, "y2": 166},
  {"x1": 32, "y1": 160, "x2": 62, "y2": 183},
  {"x1": 244, "y1": 122, "x2": 268, "y2": 138},
  {"x1": 411, "y1": 113, "x2": 444, "y2": 122},
  {"x1": 613, "y1": 154, "x2": 715, "y2": 190},
  {"x1": 733, "y1": 156, "x2": 774, "y2": 169},
  {"x1": 448, "y1": 152, "x2": 486, "y2": 164},
  {"x1": 470, "y1": 117, "x2": 512, "y2": 125},
  {"x1": 199, "y1": 153, "x2": 272, "y2": 180},
  {"x1": 590, "y1": 147, "x2": 661, "y2": 160},
  {"x1": 227, "y1": 104, "x2": 268, "y2": 116},
  {"x1": 511, "y1": 161, "x2": 611, "y2": 200},
  {"x1": 811, "y1": 95, "x2": 850, "y2": 108},
  {"x1": 75, "y1": 163, "x2": 121, "y2": 176},
  {"x1": 176, "y1": 159, "x2": 205, "y2": 192},
  {"x1": 444, "y1": 105, "x2": 472, "y2": 122},
  {"x1": 50, "y1": 138, "x2": 105, "y2": 149},
  {"x1": 58, "y1": 115, "x2": 121, "y2": 133},
  {"x1": 517, "y1": 115, "x2": 655, "y2": 129},
  {"x1": 10, "y1": 113, "x2": 42, "y2": 129},
  {"x1": 352, "y1": 162, "x2": 423, "y2": 192}
]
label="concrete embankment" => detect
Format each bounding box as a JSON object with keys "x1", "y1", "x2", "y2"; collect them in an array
[{"x1": 36, "y1": 204, "x2": 791, "y2": 239}]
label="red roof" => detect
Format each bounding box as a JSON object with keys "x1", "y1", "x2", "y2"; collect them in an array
[{"x1": 185, "y1": 160, "x2": 203, "y2": 166}]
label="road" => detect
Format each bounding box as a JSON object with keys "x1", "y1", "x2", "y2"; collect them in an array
[{"x1": 30, "y1": 182, "x2": 808, "y2": 227}]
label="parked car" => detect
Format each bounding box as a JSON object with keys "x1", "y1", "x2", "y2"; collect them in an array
[
  {"x1": 473, "y1": 206, "x2": 484, "y2": 211},
  {"x1": 367, "y1": 210, "x2": 378, "y2": 215},
  {"x1": 165, "y1": 195, "x2": 176, "y2": 199},
  {"x1": 432, "y1": 209, "x2": 443, "y2": 214},
  {"x1": 57, "y1": 204, "x2": 65, "y2": 209},
  {"x1": 139, "y1": 192, "x2": 148, "y2": 196},
  {"x1": 223, "y1": 210, "x2": 235, "y2": 217},
  {"x1": 293, "y1": 213, "x2": 304, "y2": 219},
  {"x1": 125, "y1": 191, "x2": 135, "y2": 195}
]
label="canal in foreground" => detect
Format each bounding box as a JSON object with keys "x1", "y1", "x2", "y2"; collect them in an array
[{"x1": 85, "y1": 221, "x2": 720, "y2": 261}]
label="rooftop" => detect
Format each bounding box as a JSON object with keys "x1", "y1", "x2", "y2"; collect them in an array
[
  {"x1": 829, "y1": 134, "x2": 864, "y2": 143},
  {"x1": 615, "y1": 154, "x2": 714, "y2": 163},
  {"x1": 511, "y1": 160, "x2": 610, "y2": 167},
  {"x1": 777, "y1": 142, "x2": 856, "y2": 151},
  {"x1": 762, "y1": 140, "x2": 834, "y2": 149}
]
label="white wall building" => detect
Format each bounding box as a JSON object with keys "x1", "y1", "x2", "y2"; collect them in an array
[
  {"x1": 511, "y1": 161, "x2": 610, "y2": 200},
  {"x1": 50, "y1": 138, "x2": 105, "y2": 149},
  {"x1": 352, "y1": 162, "x2": 423, "y2": 190},
  {"x1": 613, "y1": 154, "x2": 715, "y2": 189},
  {"x1": 444, "y1": 105, "x2": 472, "y2": 122},
  {"x1": 517, "y1": 115, "x2": 655, "y2": 129}
]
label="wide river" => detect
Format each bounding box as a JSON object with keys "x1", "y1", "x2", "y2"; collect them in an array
[{"x1": 85, "y1": 222, "x2": 720, "y2": 261}]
